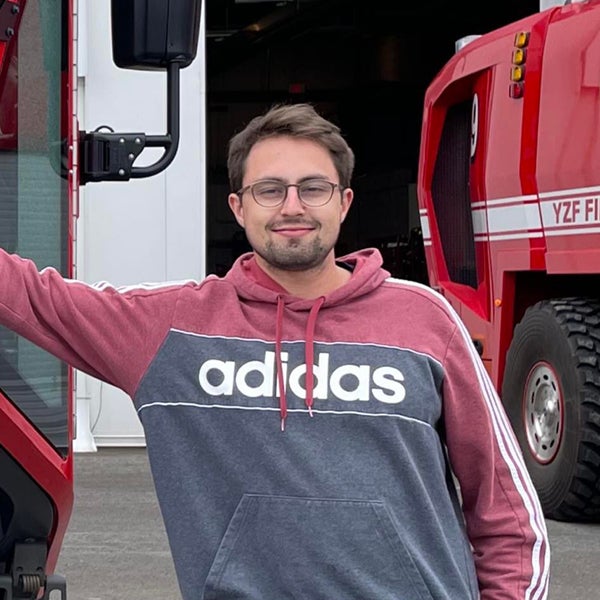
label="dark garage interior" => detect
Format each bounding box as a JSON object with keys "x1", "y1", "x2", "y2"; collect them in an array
[{"x1": 204, "y1": 0, "x2": 540, "y2": 279}]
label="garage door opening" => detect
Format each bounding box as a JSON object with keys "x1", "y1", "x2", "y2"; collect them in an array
[{"x1": 205, "y1": 0, "x2": 539, "y2": 279}]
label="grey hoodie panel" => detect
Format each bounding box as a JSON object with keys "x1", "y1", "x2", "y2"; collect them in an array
[
  {"x1": 136, "y1": 331, "x2": 479, "y2": 600},
  {"x1": 142, "y1": 408, "x2": 478, "y2": 600},
  {"x1": 135, "y1": 331, "x2": 444, "y2": 419}
]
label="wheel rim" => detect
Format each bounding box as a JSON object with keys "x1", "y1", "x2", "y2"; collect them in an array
[{"x1": 523, "y1": 361, "x2": 563, "y2": 464}]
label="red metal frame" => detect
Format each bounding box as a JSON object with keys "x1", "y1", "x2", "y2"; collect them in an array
[
  {"x1": 0, "y1": 0, "x2": 75, "y2": 574},
  {"x1": 417, "y1": 2, "x2": 600, "y2": 388}
]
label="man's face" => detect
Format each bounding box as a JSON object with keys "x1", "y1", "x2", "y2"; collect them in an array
[{"x1": 228, "y1": 136, "x2": 353, "y2": 272}]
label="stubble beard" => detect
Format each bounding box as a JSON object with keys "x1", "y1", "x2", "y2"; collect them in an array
[{"x1": 257, "y1": 236, "x2": 333, "y2": 272}]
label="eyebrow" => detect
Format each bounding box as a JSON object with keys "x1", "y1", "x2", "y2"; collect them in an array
[{"x1": 255, "y1": 174, "x2": 332, "y2": 183}]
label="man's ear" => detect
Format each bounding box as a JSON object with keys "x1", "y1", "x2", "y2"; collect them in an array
[
  {"x1": 228, "y1": 193, "x2": 245, "y2": 228},
  {"x1": 340, "y1": 187, "x2": 354, "y2": 223}
]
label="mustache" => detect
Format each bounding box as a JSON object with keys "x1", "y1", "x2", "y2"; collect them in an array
[{"x1": 268, "y1": 218, "x2": 318, "y2": 229}]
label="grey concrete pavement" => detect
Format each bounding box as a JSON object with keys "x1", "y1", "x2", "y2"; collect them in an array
[
  {"x1": 56, "y1": 449, "x2": 179, "y2": 600},
  {"x1": 56, "y1": 448, "x2": 600, "y2": 599}
]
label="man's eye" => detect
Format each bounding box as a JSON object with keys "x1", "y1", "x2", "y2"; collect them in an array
[
  {"x1": 256, "y1": 185, "x2": 283, "y2": 196},
  {"x1": 302, "y1": 183, "x2": 329, "y2": 194}
]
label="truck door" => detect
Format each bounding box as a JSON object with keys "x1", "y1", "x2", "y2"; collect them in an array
[{"x1": 0, "y1": 0, "x2": 72, "y2": 597}]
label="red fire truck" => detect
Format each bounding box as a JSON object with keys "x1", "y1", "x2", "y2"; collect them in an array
[
  {"x1": 0, "y1": 1, "x2": 200, "y2": 597},
  {"x1": 418, "y1": 0, "x2": 600, "y2": 521}
]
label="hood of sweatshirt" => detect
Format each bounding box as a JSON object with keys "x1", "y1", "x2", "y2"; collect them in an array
[{"x1": 224, "y1": 248, "x2": 390, "y2": 429}]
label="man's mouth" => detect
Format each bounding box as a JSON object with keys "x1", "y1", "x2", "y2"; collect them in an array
[{"x1": 270, "y1": 222, "x2": 316, "y2": 237}]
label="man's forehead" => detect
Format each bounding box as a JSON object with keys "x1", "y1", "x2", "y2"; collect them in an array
[{"x1": 245, "y1": 136, "x2": 336, "y2": 177}]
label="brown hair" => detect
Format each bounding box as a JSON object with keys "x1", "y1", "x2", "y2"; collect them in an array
[{"x1": 227, "y1": 103, "x2": 355, "y2": 192}]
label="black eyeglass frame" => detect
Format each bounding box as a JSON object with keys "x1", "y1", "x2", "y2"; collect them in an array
[{"x1": 235, "y1": 179, "x2": 345, "y2": 207}]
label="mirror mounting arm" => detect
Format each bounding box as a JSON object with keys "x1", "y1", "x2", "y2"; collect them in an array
[
  {"x1": 79, "y1": 62, "x2": 181, "y2": 185},
  {"x1": 132, "y1": 62, "x2": 180, "y2": 178}
]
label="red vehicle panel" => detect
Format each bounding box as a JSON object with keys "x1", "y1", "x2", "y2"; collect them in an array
[{"x1": 418, "y1": 0, "x2": 600, "y2": 521}]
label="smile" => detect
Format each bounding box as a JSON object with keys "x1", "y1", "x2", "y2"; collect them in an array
[{"x1": 270, "y1": 226, "x2": 315, "y2": 237}]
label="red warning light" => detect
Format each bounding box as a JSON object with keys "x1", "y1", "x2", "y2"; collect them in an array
[{"x1": 509, "y1": 82, "x2": 524, "y2": 99}]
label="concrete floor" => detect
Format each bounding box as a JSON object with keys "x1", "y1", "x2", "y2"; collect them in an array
[
  {"x1": 56, "y1": 448, "x2": 600, "y2": 600},
  {"x1": 56, "y1": 448, "x2": 179, "y2": 600}
]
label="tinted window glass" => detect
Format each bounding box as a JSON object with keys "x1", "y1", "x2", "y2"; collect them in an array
[{"x1": 0, "y1": 0, "x2": 69, "y2": 456}]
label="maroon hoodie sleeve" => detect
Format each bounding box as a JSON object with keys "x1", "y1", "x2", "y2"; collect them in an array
[
  {"x1": 0, "y1": 249, "x2": 185, "y2": 397},
  {"x1": 441, "y1": 323, "x2": 550, "y2": 599}
]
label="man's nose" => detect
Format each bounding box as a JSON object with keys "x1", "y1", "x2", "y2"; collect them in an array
[{"x1": 280, "y1": 186, "x2": 305, "y2": 214}]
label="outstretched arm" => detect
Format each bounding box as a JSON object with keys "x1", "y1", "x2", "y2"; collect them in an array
[{"x1": 0, "y1": 248, "x2": 189, "y2": 396}]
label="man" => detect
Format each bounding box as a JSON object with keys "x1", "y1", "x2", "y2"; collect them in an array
[{"x1": 0, "y1": 103, "x2": 549, "y2": 599}]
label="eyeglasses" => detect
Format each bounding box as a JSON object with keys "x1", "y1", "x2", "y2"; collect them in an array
[{"x1": 236, "y1": 179, "x2": 343, "y2": 208}]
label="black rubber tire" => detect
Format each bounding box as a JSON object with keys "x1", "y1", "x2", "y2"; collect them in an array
[{"x1": 501, "y1": 298, "x2": 600, "y2": 521}]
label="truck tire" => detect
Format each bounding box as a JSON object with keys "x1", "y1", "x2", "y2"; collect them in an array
[{"x1": 501, "y1": 298, "x2": 600, "y2": 521}]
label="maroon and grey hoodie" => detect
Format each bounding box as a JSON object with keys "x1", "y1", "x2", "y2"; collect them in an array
[{"x1": 0, "y1": 247, "x2": 550, "y2": 599}]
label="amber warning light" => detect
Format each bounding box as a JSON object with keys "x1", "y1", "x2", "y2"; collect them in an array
[{"x1": 509, "y1": 31, "x2": 530, "y2": 99}]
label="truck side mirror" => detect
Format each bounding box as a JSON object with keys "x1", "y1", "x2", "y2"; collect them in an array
[
  {"x1": 79, "y1": 0, "x2": 203, "y2": 184},
  {"x1": 111, "y1": 0, "x2": 202, "y2": 70}
]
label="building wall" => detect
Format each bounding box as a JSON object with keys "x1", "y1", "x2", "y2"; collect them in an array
[{"x1": 74, "y1": 0, "x2": 206, "y2": 449}]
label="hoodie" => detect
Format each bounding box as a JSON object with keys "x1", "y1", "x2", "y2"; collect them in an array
[{"x1": 0, "y1": 247, "x2": 550, "y2": 599}]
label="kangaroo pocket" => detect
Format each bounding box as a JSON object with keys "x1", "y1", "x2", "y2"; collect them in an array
[{"x1": 202, "y1": 494, "x2": 433, "y2": 600}]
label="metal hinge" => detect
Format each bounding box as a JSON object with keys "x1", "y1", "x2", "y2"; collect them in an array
[{"x1": 0, "y1": 540, "x2": 67, "y2": 599}]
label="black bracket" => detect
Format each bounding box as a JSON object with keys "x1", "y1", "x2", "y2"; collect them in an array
[
  {"x1": 79, "y1": 62, "x2": 181, "y2": 185},
  {"x1": 0, "y1": 540, "x2": 67, "y2": 599},
  {"x1": 79, "y1": 129, "x2": 147, "y2": 183}
]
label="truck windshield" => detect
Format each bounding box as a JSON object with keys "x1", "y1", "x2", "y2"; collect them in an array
[{"x1": 0, "y1": 0, "x2": 69, "y2": 456}]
